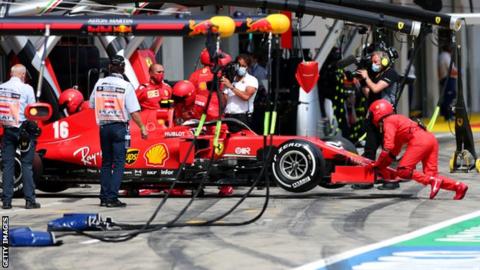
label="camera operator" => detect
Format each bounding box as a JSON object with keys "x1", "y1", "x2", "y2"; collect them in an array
[
  {"x1": 220, "y1": 54, "x2": 258, "y2": 133},
  {"x1": 353, "y1": 50, "x2": 400, "y2": 190}
]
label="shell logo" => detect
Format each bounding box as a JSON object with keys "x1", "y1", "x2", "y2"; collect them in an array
[{"x1": 144, "y1": 143, "x2": 169, "y2": 167}]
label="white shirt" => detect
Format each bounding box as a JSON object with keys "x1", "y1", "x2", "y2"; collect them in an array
[
  {"x1": 438, "y1": 51, "x2": 457, "y2": 80},
  {"x1": 89, "y1": 74, "x2": 140, "y2": 125},
  {"x1": 224, "y1": 73, "x2": 258, "y2": 114},
  {"x1": 0, "y1": 76, "x2": 35, "y2": 128}
]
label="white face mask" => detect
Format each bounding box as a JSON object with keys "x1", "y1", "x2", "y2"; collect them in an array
[
  {"x1": 237, "y1": 66, "x2": 247, "y2": 77},
  {"x1": 371, "y1": 63, "x2": 381, "y2": 72}
]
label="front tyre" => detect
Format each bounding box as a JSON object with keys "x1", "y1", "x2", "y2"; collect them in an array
[{"x1": 272, "y1": 140, "x2": 325, "y2": 193}]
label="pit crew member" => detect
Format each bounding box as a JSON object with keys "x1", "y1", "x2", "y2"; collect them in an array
[
  {"x1": 136, "y1": 63, "x2": 172, "y2": 110},
  {"x1": 189, "y1": 48, "x2": 215, "y2": 97},
  {"x1": 59, "y1": 87, "x2": 90, "y2": 114},
  {"x1": 354, "y1": 50, "x2": 399, "y2": 190},
  {"x1": 0, "y1": 64, "x2": 40, "y2": 209},
  {"x1": 89, "y1": 55, "x2": 148, "y2": 207},
  {"x1": 171, "y1": 80, "x2": 233, "y2": 196},
  {"x1": 367, "y1": 99, "x2": 468, "y2": 200}
]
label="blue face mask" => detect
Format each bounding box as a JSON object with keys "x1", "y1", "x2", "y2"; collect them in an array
[
  {"x1": 237, "y1": 66, "x2": 247, "y2": 77},
  {"x1": 371, "y1": 63, "x2": 381, "y2": 72}
]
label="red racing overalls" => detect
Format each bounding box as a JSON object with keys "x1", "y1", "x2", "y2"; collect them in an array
[
  {"x1": 375, "y1": 114, "x2": 467, "y2": 199},
  {"x1": 136, "y1": 82, "x2": 172, "y2": 110}
]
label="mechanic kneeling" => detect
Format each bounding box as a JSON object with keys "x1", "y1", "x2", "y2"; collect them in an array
[{"x1": 367, "y1": 99, "x2": 468, "y2": 200}]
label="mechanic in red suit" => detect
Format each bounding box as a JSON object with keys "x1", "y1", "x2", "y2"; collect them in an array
[
  {"x1": 136, "y1": 63, "x2": 172, "y2": 110},
  {"x1": 189, "y1": 48, "x2": 231, "y2": 97},
  {"x1": 172, "y1": 80, "x2": 233, "y2": 196},
  {"x1": 172, "y1": 80, "x2": 219, "y2": 123},
  {"x1": 189, "y1": 48, "x2": 215, "y2": 97},
  {"x1": 59, "y1": 87, "x2": 90, "y2": 114},
  {"x1": 368, "y1": 99, "x2": 468, "y2": 200},
  {"x1": 133, "y1": 64, "x2": 173, "y2": 196}
]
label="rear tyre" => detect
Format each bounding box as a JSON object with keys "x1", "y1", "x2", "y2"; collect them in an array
[
  {"x1": 272, "y1": 140, "x2": 325, "y2": 193},
  {"x1": 33, "y1": 154, "x2": 69, "y2": 193},
  {"x1": 319, "y1": 136, "x2": 357, "y2": 189}
]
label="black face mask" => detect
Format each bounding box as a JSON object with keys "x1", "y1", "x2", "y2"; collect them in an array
[{"x1": 172, "y1": 95, "x2": 186, "y2": 104}]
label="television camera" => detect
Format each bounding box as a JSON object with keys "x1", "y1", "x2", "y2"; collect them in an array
[{"x1": 336, "y1": 43, "x2": 399, "y2": 81}]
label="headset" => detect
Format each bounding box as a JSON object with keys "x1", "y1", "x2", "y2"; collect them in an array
[
  {"x1": 377, "y1": 42, "x2": 398, "y2": 68},
  {"x1": 380, "y1": 52, "x2": 390, "y2": 68}
]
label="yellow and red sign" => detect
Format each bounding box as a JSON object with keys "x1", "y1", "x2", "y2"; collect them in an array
[
  {"x1": 125, "y1": 149, "x2": 140, "y2": 165},
  {"x1": 144, "y1": 143, "x2": 169, "y2": 167}
]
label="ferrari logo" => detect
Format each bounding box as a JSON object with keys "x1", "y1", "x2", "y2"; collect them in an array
[
  {"x1": 397, "y1": 22, "x2": 404, "y2": 30},
  {"x1": 435, "y1": 16, "x2": 441, "y2": 24},
  {"x1": 145, "y1": 143, "x2": 169, "y2": 166},
  {"x1": 214, "y1": 142, "x2": 224, "y2": 155},
  {"x1": 145, "y1": 57, "x2": 153, "y2": 67},
  {"x1": 199, "y1": 82, "x2": 207, "y2": 90},
  {"x1": 456, "y1": 117, "x2": 464, "y2": 127},
  {"x1": 125, "y1": 149, "x2": 139, "y2": 165}
]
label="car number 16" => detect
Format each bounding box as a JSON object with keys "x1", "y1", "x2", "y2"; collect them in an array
[{"x1": 53, "y1": 121, "x2": 69, "y2": 139}]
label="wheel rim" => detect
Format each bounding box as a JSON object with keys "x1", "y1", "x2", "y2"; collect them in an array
[
  {"x1": 14, "y1": 157, "x2": 23, "y2": 183},
  {"x1": 279, "y1": 150, "x2": 309, "y2": 181}
]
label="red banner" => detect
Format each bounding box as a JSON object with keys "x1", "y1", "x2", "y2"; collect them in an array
[
  {"x1": 295, "y1": 61, "x2": 319, "y2": 93},
  {"x1": 280, "y1": 11, "x2": 292, "y2": 49}
]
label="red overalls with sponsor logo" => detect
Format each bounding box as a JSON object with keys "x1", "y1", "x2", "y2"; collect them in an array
[
  {"x1": 189, "y1": 67, "x2": 214, "y2": 97},
  {"x1": 175, "y1": 94, "x2": 220, "y2": 122},
  {"x1": 381, "y1": 114, "x2": 462, "y2": 193},
  {"x1": 136, "y1": 82, "x2": 172, "y2": 110}
]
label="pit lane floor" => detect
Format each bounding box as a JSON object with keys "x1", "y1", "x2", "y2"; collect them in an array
[{"x1": 2, "y1": 133, "x2": 479, "y2": 270}]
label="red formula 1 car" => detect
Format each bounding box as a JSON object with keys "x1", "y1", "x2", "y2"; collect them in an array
[{"x1": 2, "y1": 105, "x2": 379, "y2": 195}]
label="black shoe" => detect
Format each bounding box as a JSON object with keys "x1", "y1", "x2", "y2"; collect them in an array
[
  {"x1": 106, "y1": 200, "x2": 127, "y2": 208},
  {"x1": 2, "y1": 203, "x2": 12, "y2": 209},
  {"x1": 377, "y1": 182, "x2": 400, "y2": 190},
  {"x1": 25, "y1": 201, "x2": 41, "y2": 209},
  {"x1": 100, "y1": 200, "x2": 107, "y2": 207},
  {"x1": 351, "y1": 184, "x2": 374, "y2": 190}
]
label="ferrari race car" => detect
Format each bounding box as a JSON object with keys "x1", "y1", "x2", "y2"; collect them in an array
[{"x1": 2, "y1": 104, "x2": 376, "y2": 195}]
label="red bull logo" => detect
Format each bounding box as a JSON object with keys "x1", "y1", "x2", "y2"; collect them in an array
[
  {"x1": 87, "y1": 24, "x2": 132, "y2": 34},
  {"x1": 246, "y1": 18, "x2": 273, "y2": 33},
  {"x1": 245, "y1": 14, "x2": 290, "y2": 34},
  {"x1": 189, "y1": 19, "x2": 216, "y2": 36},
  {"x1": 113, "y1": 25, "x2": 132, "y2": 33},
  {"x1": 189, "y1": 16, "x2": 235, "y2": 37}
]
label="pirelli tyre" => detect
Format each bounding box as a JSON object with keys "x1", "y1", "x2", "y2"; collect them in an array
[
  {"x1": 33, "y1": 153, "x2": 68, "y2": 193},
  {"x1": 272, "y1": 140, "x2": 325, "y2": 193}
]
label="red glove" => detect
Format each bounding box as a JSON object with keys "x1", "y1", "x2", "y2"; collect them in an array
[
  {"x1": 377, "y1": 167, "x2": 394, "y2": 180},
  {"x1": 374, "y1": 150, "x2": 394, "y2": 170},
  {"x1": 365, "y1": 162, "x2": 375, "y2": 171}
]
